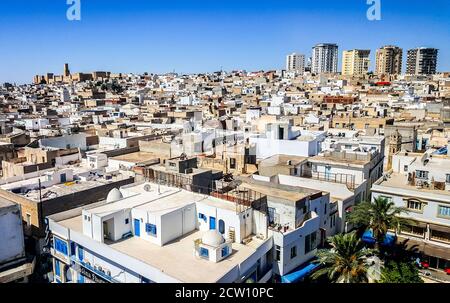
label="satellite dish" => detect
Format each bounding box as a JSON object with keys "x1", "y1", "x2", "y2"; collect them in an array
[{"x1": 143, "y1": 184, "x2": 152, "y2": 192}]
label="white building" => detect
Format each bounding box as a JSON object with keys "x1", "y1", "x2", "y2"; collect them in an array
[
  {"x1": 47, "y1": 182, "x2": 273, "y2": 283},
  {"x1": 371, "y1": 151, "x2": 450, "y2": 274},
  {"x1": 24, "y1": 118, "x2": 49, "y2": 131},
  {"x1": 311, "y1": 43, "x2": 339, "y2": 74},
  {"x1": 0, "y1": 199, "x2": 34, "y2": 283},
  {"x1": 249, "y1": 123, "x2": 325, "y2": 159},
  {"x1": 286, "y1": 53, "x2": 305, "y2": 73}
]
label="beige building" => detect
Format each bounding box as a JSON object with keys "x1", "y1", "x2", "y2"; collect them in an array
[
  {"x1": 375, "y1": 45, "x2": 403, "y2": 75},
  {"x1": 342, "y1": 50, "x2": 371, "y2": 76}
]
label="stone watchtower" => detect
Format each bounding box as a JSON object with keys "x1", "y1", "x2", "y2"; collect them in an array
[{"x1": 387, "y1": 129, "x2": 402, "y2": 171}]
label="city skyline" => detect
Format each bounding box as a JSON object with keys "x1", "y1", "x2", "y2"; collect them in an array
[{"x1": 0, "y1": 0, "x2": 449, "y2": 84}]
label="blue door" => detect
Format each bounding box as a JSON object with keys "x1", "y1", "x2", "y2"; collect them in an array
[
  {"x1": 134, "y1": 219, "x2": 141, "y2": 237},
  {"x1": 209, "y1": 217, "x2": 216, "y2": 230},
  {"x1": 61, "y1": 173, "x2": 67, "y2": 183}
]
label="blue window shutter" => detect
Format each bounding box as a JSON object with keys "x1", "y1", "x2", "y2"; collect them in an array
[
  {"x1": 221, "y1": 246, "x2": 229, "y2": 257},
  {"x1": 146, "y1": 223, "x2": 157, "y2": 235},
  {"x1": 54, "y1": 238, "x2": 68, "y2": 256},
  {"x1": 200, "y1": 247, "x2": 209, "y2": 258}
]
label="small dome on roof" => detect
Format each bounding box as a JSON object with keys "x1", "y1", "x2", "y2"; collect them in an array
[
  {"x1": 202, "y1": 230, "x2": 225, "y2": 247},
  {"x1": 106, "y1": 188, "x2": 123, "y2": 203}
]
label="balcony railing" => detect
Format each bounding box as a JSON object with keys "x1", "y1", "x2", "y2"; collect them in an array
[{"x1": 303, "y1": 171, "x2": 356, "y2": 190}]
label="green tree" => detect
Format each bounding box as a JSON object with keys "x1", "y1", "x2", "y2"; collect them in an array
[
  {"x1": 312, "y1": 232, "x2": 374, "y2": 283},
  {"x1": 347, "y1": 197, "x2": 410, "y2": 250},
  {"x1": 380, "y1": 260, "x2": 423, "y2": 283}
]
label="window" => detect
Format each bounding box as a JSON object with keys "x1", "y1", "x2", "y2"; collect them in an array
[
  {"x1": 200, "y1": 247, "x2": 209, "y2": 258},
  {"x1": 446, "y1": 174, "x2": 450, "y2": 184},
  {"x1": 145, "y1": 223, "x2": 157, "y2": 236},
  {"x1": 25, "y1": 213, "x2": 31, "y2": 227},
  {"x1": 54, "y1": 237, "x2": 68, "y2": 256},
  {"x1": 218, "y1": 220, "x2": 225, "y2": 234},
  {"x1": 324, "y1": 204, "x2": 327, "y2": 215},
  {"x1": 221, "y1": 246, "x2": 229, "y2": 257},
  {"x1": 290, "y1": 246, "x2": 297, "y2": 259},
  {"x1": 401, "y1": 224, "x2": 425, "y2": 236},
  {"x1": 268, "y1": 207, "x2": 275, "y2": 224},
  {"x1": 416, "y1": 170, "x2": 428, "y2": 180},
  {"x1": 305, "y1": 232, "x2": 317, "y2": 254},
  {"x1": 125, "y1": 218, "x2": 129, "y2": 224},
  {"x1": 230, "y1": 158, "x2": 236, "y2": 169},
  {"x1": 70, "y1": 242, "x2": 76, "y2": 256},
  {"x1": 404, "y1": 165, "x2": 409, "y2": 172},
  {"x1": 275, "y1": 245, "x2": 281, "y2": 261},
  {"x1": 198, "y1": 213, "x2": 207, "y2": 222},
  {"x1": 430, "y1": 229, "x2": 450, "y2": 243},
  {"x1": 407, "y1": 200, "x2": 422, "y2": 211},
  {"x1": 438, "y1": 205, "x2": 450, "y2": 218}
]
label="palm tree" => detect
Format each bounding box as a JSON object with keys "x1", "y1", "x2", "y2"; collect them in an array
[
  {"x1": 347, "y1": 197, "x2": 410, "y2": 250},
  {"x1": 312, "y1": 232, "x2": 374, "y2": 283}
]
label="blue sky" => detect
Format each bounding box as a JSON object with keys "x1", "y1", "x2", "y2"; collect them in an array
[{"x1": 0, "y1": 0, "x2": 449, "y2": 84}]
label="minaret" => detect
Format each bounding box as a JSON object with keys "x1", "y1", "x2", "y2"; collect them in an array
[
  {"x1": 64, "y1": 63, "x2": 71, "y2": 77},
  {"x1": 387, "y1": 129, "x2": 402, "y2": 171}
]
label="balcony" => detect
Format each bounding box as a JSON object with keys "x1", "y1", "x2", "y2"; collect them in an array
[
  {"x1": 269, "y1": 211, "x2": 320, "y2": 238},
  {"x1": 302, "y1": 170, "x2": 356, "y2": 190}
]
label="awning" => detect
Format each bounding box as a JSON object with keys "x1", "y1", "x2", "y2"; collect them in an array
[
  {"x1": 423, "y1": 244, "x2": 450, "y2": 260},
  {"x1": 397, "y1": 237, "x2": 450, "y2": 260},
  {"x1": 362, "y1": 230, "x2": 396, "y2": 246},
  {"x1": 429, "y1": 224, "x2": 450, "y2": 233},
  {"x1": 281, "y1": 262, "x2": 320, "y2": 283},
  {"x1": 408, "y1": 221, "x2": 428, "y2": 228}
]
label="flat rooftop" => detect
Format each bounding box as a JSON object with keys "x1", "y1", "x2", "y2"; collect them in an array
[
  {"x1": 150, "y1": 164, "x2": 211, "y2": 176},
  {"x1": 110, "y1": 151, "x2": 157, "y2": 163},
  {"x1": 237, "y1": 177, "x2": 318, "y2": 202},
  {"x1": 1, "y1": 170, "x2": 131, "y2": 202},
  {"x1": 259, "y1": 154, "x2": 308, "y2": 167},
  {"x1": 374, "y1": 173, "x2": 450, "y2": 202},
  {"x1": 276, "y1": 175, "x2": 353, "y2": 201},
  {"x1": 56, "y1": 192, "x2": 267, "y2": 282},
  {"x1": 309, "y1": 154, "x2": 369, "y2": 167},
  {"x1": 110, "y1": 231, "x2": 266, "y2": 282}
]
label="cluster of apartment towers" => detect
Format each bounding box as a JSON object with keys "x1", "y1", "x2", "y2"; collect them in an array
[{"x1": 286, "y1": 44, "x2": 439, "y2": 76}]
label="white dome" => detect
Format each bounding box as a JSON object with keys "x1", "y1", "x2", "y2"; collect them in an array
[
  {"x1": 106, "y1": 188, "x2": 123, "y2": 203},
  {"x1": 202, "y1": 230, "x2": 225, "y2": 247}
]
